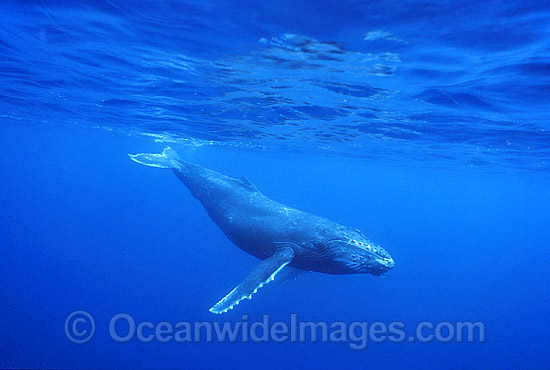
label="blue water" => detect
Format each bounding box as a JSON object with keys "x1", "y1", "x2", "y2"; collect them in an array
[{"x1": 1, "y1": 0, "x2": 549, "y2": 368}]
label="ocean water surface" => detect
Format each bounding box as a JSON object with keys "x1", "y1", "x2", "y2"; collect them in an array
[{"x1": 1, "y1": 0, "x2": 549, "y2": 369}]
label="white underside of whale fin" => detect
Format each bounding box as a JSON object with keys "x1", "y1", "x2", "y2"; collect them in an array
[
  {"x1": 209, "y1": 247, "x2": 295, "y2": 314},
  {"x1": 129, "y1": 146, "x2": 182, "y2": 170}
]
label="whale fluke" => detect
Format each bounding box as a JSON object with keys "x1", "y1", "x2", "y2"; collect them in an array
[{"x1": 129, "y1": 146, "x2": 183, "y2": 170}]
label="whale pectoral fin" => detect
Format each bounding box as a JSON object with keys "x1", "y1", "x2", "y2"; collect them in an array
[
  {"x1": 209, "y1": 247, "x2": 295, "y2": 314},
  {"x1": 274, "y1": 266, "x2": 308, "y2": 283}
]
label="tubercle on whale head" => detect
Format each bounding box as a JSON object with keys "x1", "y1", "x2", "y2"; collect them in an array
[{"x1": 317, "y1": 227, "x2": 395, "y2": 276}]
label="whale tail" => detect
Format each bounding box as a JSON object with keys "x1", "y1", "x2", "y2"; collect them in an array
[{"x1": 129, "y1": 146, "x2": 184, "y2": 170}]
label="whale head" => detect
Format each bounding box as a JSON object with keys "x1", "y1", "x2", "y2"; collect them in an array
[{"x1": 318, "y1": 226, "x2": 395, "y2": 276}]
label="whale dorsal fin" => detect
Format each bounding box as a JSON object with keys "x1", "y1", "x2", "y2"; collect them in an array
[
  {"x1": 209, "y1": 247, "x2": 295, "y2": 314},
  {"x1": 240, "y1": 175, "x2": 259, "y2": 192}
]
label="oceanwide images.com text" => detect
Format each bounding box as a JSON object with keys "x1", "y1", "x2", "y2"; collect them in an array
[{"x1": 65, "y1": 311, "x2": 486, "y2": 350}]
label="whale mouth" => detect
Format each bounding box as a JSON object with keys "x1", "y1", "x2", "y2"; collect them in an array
[
  {"x1": 382, "y1": 255, "x2": 395, "y2": 268},
  {"x1": 321, "y1": 237, "x2": 395, "y2": 274},
  {"x1": 379, "y1": 256, "x2": 395, "y2": 271},
  {"x1": 367, "y1": 256, "x2": 395, "y2": 276},
  {"x1": 345, "y1": 239, "x2": 394, "y2": 265}
]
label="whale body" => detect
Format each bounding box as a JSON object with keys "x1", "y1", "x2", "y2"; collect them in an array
[{"x1": 130, "y1": 147, "x2": 395, "y2": 314}]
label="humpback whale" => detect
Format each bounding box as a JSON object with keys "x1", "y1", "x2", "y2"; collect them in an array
[{"x1": 130, "y1": 147, "x2": 395, "y2": 314}]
